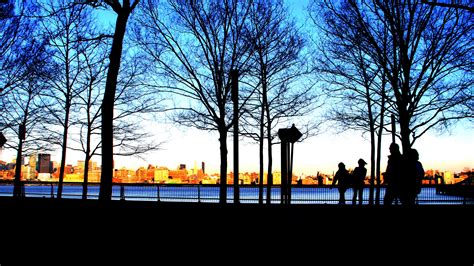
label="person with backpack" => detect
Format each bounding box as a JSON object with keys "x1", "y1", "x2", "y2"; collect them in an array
[
  {"x1": 400, "y1": 148, "x2": 424, "y2": 205},
  {"x1": 352, "y1": 158, "x2": 367, "y2": 205}
]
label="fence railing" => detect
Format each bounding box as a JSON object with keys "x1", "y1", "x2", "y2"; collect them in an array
[{"x1": 0, "y1": 180, "x2": 472, "y2": 205}]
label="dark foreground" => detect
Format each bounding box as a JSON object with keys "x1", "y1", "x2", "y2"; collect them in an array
[{"x1": 0, "y1": 197, "x2": 472, "y2": 261}]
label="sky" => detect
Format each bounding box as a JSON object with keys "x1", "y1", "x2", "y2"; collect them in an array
[
  {"x1": 115, "y1": 121, "x2": 472, "y2": 175},
  {"x1": 111, "y1": 0, "x2": 473, "y2": 175},
  {"x1": 1, "y1": 0, "x2": 472, "y2": 175}
]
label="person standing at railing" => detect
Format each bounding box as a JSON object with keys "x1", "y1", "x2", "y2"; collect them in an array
[
  {"x1": 352, "y1": 159, "x2": 367, "y2": 205},
  {"x1": 399, "y1": 149, "x2": 424, "y2": 205},
  {"x1": 384, "y1": 143, "x2": 403, "y2": 205},
  {"x1": 331, "y1": 162, "x2": 350, "y2": 204}
]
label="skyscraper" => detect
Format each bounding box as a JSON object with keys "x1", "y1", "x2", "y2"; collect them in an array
[{"x1": 38, "y1": 154, "x2": 51, "y2": 173}]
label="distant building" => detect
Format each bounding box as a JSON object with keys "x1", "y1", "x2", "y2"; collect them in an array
[
  {"x1": 443, "y1": 171, "x2": 454, "y2": 184},
  {"x1": 154, "y1": 167, "x2": 169, "y2": 183},
  {"x1": 169, "y1": 169, "x2": 187, "y2": 183},
  {"x1": 76, "y1": 160, "x2": 85, "y2": 174},
  {"x1": 38, "y1": 154, "x2": 51, "y2": 173},
  {"x1": 272, "y1": 172, "x2": 281, "y2": 185},
  {"x1": 65, "y1": 164, "x2": 73, "y2": 175},
  {"x1": 136, "y1": 167, "x2": 147, "y2": 182},
  {"x1": 29, "y1": 153, "x2": 37, "y2": 171}
]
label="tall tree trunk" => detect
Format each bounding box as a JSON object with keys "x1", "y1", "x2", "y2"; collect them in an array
[
  {"x1": 218, "y1": 127, "x2": 228, "y2": 204},
  {"x1": 57, "y1": 98, "x2": 70, "y2": 199},
  {"x1": 366, "y1": 93, "x2": 376, "y2": 205},
  {"x1": 58, "y1": 42, "x2": 72, "y2": 199},
  {"x1": 82, "y1": 153, "x2": 90, "y2": 200},
  {"x1": 265, "y1": 91, "x2": 272, "y2": 205},
  {"x1": 369, "y1": 121, "x2": 375, "y2": 205},
  {"x1": 375, "y1": 75, "x2": 386, "y2": 205},
  {"x1": 258, "y1": 108, "x2": 264, "y2": 204},
  {"x1": 13, "y1": 130, "x2": 24, "y2": 197},
  {"x1": 398, "y1": 104, "x2": 411, "y2": 154},
  {"x1": 82, "y1": 82, "x2": 93, "y2": 200},
  {"x1": 99, "y1": 11, "x2": 129, "y2": 201}
]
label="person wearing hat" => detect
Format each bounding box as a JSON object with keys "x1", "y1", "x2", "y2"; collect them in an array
[{"x1": 352, "y1": 158, "x2": 367, "y2": 205}]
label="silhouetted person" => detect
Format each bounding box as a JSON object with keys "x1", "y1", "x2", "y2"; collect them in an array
[
  {"x1": 399, "y1": 148, "x2": 424, "y2": 205},
  {"x1": 331, "y1": 162, "x2": 350, "y2": 204},
  {"x1": 352, "y1": 158, "x2": 367, "y2": 205},
  {"x1": 384, "y1": 143, "x2": 403, "y2": 205}
]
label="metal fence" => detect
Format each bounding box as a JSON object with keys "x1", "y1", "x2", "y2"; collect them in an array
[{"x1": 0, "y1": 180, "x2": 472, "y2": 205}]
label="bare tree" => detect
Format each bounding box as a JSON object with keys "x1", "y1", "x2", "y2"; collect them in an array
[
  {"x1": 361, "y1": 1, "x2": 472, "y2": 153},
  {"x1": 242, "y1": 0, "x2": 318, "y2": 204},
  {"x1": 78, "y1": 0, "x2": 140, "y2": 201},
  {"x1": 133, "y1": 0, "x2": 254, "y2": 203},
  {"x1": 311, "y1": 0, "x2": 473, "y2": 154},
  {"x1": 311, "y1": 0, "x2": 473, "y2": 203},
  {"x1": 70, "y1": 47, "x2": 162, "y2": 199},
  {"x1": 309, "y1": 0, "x2": 392, "y2": 204},
  {"x1": 69, "y1": 37, "x2": 108, "y2": 199},
  {"x1": 0, "y1": 39, "x2": 54, "y2": 197},
  {"x1": 36, "y1": 0, "x2": 106, "y2": 198}
]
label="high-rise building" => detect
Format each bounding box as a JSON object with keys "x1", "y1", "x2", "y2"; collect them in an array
[
  {"x1": 38, "y1": 154, "x2": 51, "y2": 173},
  {"x1": 29, "y1": 153, "x2": 37, "y2": 170},
  {"x1": 26, "y1": 153, "x2": 37, "y2": 179}
]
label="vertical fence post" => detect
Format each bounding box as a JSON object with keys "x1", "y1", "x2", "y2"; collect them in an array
[
  {"x1": 157, "y1": 184, "x2": 160, "y2": 202},
  {"x1": 120, "y1": 184, "x2": 125, "y2": 201},
  {"x1": 198, "y1": 183, "x2": 201, "y2": 203},
  {"x1": 51, "y1": 183, "x2": 54, "y2": 198}
]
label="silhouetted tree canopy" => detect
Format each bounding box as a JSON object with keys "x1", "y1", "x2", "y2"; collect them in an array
[
  {"x1": 311, "y1": 0, "x2": 473, "y2": 154},
  {"x1": 133, "y1": 0, "x2": 254, "y2": 203}
]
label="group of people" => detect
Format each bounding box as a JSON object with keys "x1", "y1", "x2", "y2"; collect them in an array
[
  {"x1": 383, "y1": 143, "x2": 424, "y2": 205},
  {"x1": 331, "y1": 143, "x2": 424, "y2": 206},
  {"x1": 331, "y1": 158, "x2": 367, "y2": 205}
]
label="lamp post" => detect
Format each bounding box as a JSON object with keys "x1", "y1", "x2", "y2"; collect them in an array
[{"x1": 278, "y1": 124, "x2": 302, "y2": 204}]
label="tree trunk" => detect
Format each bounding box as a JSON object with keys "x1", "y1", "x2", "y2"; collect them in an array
[
  {"x1": 57, "y1": 99, "x2": 70, "y2": 199},
  {"x1": 99, "y1": 11, "x2": 129, "y2": 201},
  {"x1": 258, "y1": 110, "x2": 264, "y2": 204},
  {"x1": 82, "y1": 153, "x2": 90, "y2": 200},
  {"x1": 369, "y1": 122, "x2": 375, "y2": 205},
  {"x1": 375, "y1": 76, "x2": 386, "y2": 205},
  {"x1": 367, "y1": 94, "x2": 376, "y2": 205},
  {"x1": 265, "y1": 90, "x2": 272, "y2": 205},
  {"x1": 398, "y1": 105, "x2": 411, "y2": 154},
  {"x1": 218, "y1": 127, "x2": 228, "y2": 204},
  {"x1": 13, "y1": 134, "x2": 24, "y2": 197}
]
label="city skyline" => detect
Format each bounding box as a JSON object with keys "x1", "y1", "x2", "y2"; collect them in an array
[{"x1": 1, "y1": 121, "x2": 472, "y2": 176}]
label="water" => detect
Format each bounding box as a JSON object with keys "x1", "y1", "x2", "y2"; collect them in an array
[{"x1": 0, "y1": 183, "x2": 469, "y2": 204}]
